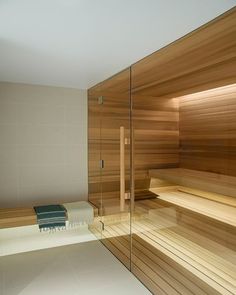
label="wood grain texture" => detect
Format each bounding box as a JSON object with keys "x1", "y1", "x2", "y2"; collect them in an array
[
  {"x1": 100, "y1": 207, "x2": 236, "y2": 295},
  {"x1": 89, "y1": 68, "x2": 130, "y2": 96},
  {"x1": 88, "y1": 69, "x2": 131, "y2": 212},
  {"x1": 149, "y1": 168, "x2": 236, "y2": 198},
  {"x1": 0, "y1": 204, "x2": 98, "y2": 229},
  {"x1": 0, "y1": 208, "x2": 37, "y2": 228},
  {"x1": 132, "y1": 95, "x2": 180, "y2": 190},
  {"x1": 88, "y1": 69, "x2": 132, "y2": 269},
  {"x1": 152, "y1": 190, "x2": 236, "y2": 227},
  {"x1": 135, "y1": 197, "x2": 236, "y2": 251},
  {"x1": 179, "y1": 84, "x2": 236, "y2": 176},
  {"x1": 131, "y1": 7, "x2": 236, "y2": 98}
]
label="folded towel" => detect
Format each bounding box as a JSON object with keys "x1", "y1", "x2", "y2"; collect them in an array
[
  {"x1": 63, "y1": 201, "x2": 93, "y2": 227},
  {"x1": 34, "y1": 204, "x2": 66, "y2": 232}
]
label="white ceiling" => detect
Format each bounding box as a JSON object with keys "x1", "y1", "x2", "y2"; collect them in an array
[{"x1": 0, "y1": 0, "x2": 235, "y2": 89}]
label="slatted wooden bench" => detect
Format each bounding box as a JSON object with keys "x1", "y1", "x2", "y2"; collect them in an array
[
  {"x1": 99, "y1": 215, "x2": 236, "y2": 295},
  {"x1": 92, "y1": 168, "x2": 236, "y2": 295}
]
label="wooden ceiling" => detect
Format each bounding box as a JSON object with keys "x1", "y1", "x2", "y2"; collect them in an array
[
  {"x1": 88, "y1": 68, "x2": 130, "y2": 96},
  {"x1": 89, "y1": 7, "x2": 236, "y2": 98},
  {"x1": 131, "y1": 7, "x2": 236, "y2": 97}
]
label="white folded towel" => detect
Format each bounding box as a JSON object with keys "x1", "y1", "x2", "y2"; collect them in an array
[{"x1": 63, "y1": 201, "x2": 94, "y2": 227}]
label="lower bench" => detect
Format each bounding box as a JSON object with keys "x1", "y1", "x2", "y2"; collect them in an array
[{"x1": 0, "y1": 203, "x2": 98, "y2": 229}]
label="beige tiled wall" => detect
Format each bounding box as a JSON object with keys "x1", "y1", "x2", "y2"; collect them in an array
[{"x1": 0, "y1": 82, "x2": 88, "y2": 208}]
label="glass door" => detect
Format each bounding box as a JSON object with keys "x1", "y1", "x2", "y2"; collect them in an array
[
  {"x1": 88, "y1": 68, "x2": 132, "y2": 269},
  {"x1": 88, "y1": 86, "x2": 103, "y2": 240},
  {"x1": 100, "y1": 68, "x2": 132, "y2": 269}
]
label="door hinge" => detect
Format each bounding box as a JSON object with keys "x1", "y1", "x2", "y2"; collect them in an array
[
  {"x1": 98, "y1": 96, "x2": 104, "y2": 105},
  {"x1": 100, "y1": 159, "x2": 104, "y2": 169},
  {"x1": 125, "y1": 138, "x2": 130, "y2": 145},
  {"x1": 100, "y1": 221, "x2": 105, "y2": 231},
  {"x1": 125, "y1": 192, "x2": 131, "y2": 200}
]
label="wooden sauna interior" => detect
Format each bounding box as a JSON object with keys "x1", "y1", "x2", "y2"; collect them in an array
[{"x1": 88, "y1": 7, "x2": 236, "y2": 295}]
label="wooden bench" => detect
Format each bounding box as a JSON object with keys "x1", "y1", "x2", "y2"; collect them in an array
[
  {"x1": 99, "y1": 214, "x2": 236, "y2": 295},
  {"x1": 149, "y1": 168, "x2": 236, "y2": 226},
  {"x1": 0, "y1": 203, "x2": 98, "y2": 229},
  {"x1": 149, "y1": 168, "x2": 236, "y2": 198},
  {"x1": 0, "y1": 208, "x2": 37, "y2": 229},
  {"x1": 94, "y1": 168, "x2": 236, "y2": 294}
]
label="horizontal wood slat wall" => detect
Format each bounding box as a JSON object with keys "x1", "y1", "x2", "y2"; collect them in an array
[
  {"x1": 88, "y1": 69, "x2": 131, "y2": 214},
  {"x1": 179, "y1": 84, "x2": 236, "y2": 176},
  {"x1": 132, "y1": 95, "x2": 180, "y2": 190},
  {"x1": 130, "y1": 8, "x2": 236, "y2": 295}
]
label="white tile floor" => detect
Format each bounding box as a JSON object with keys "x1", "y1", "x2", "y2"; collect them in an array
[{"x1": 0, "y1": 241, "x2": 151, "y2": 295}]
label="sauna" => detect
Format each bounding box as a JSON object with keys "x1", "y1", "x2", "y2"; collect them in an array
[{"x1": 88, "y1": 7, "x2": 236, "y2": 295}]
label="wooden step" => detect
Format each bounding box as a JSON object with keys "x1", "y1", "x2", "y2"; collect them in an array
[
  {"x1": 149, "y1": 168, "x2": 236, "y2": 198},
  {"x1": 101, "y1": 214, "x2": 236, "y2": 295}
]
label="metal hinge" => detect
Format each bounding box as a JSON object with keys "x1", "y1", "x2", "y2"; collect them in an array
[
  {"x1": 98, "y1": 96, "x2": 104, "y2": 105},
  {"x1": 100, "y1": 221, "x2": 105, "y2": 231},
  {"x1": 100, "y1": 159, "x2": 104, "y2": 169},
  {"x1": 125, "y1": 138, "x2": 130, "y2": 145},
  {"x1": 125, "y1": 192, "x2": 131, "y2": 200}
]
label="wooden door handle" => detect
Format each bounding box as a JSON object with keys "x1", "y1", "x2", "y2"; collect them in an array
[{"x1": 120, "y1": 126, "x2": 125, "y2": 211}]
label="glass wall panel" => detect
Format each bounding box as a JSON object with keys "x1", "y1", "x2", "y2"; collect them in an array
[
  {"x1": 88, "y1": 87, "x2": 102, "y2": 240},
  {"x1": 131, "y1": 82, "x2": 236, "y2": 295},
  {"x1": 88, "y1": 68, "x2": 132, "y2": 269},
  {"x1": 88, "y1": 8, "x2": 236, "y2": 294},
  {"x1": 130, "y1": 10, "x2": 236, "y2": 294}
]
